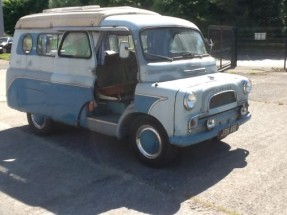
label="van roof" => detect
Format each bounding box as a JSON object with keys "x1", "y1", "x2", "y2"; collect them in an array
[{"x1": 15, "y1": 6, "x2": 159, "y2": 29}]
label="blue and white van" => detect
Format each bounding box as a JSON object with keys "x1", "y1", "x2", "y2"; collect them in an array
[{"x1": 6, "y1": 6, "x2": 251, "y2": 167}]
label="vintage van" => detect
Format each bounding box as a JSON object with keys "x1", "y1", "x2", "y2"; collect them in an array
[{"x1": 6, "y1": 6, "x2": 252, "y2": 167}]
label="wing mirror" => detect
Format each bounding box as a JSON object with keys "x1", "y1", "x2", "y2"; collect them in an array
[
  {"x1": 119, "y1": 41, "x2": 129, "y2": 59},
  {"x1": 205, "y1": 38, "x2": 214, "y2": 53}
]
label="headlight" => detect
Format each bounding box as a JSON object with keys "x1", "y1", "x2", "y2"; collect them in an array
[
  {"x1": 243, "y1": 80, "x2": 252, "y2": 94},
  {"x1": 184, "y1": 92, "x2": 197, "y2": 110}
]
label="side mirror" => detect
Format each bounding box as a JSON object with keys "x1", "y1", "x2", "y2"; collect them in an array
[
  {"x1": 119, "y1": 41, "x2": 129, "y2": 59},
  {"x1": 206, "y1": 39, "x2": 214, "y2": 53}
]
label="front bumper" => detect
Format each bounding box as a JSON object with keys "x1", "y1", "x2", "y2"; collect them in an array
[{"x1": 169, "y1": 112, "x2": 251, "y2": 147}]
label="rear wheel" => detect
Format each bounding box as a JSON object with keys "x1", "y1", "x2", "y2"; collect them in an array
[
  {"x1": 27, "y1": 113, "x2": 53, "y2": 135},
  {"x1": 129, "y1": 116, "x2": 178, "y2": 167},
  {"x1": 2, "y1": 47, "x2": 7, "y2": 54}
]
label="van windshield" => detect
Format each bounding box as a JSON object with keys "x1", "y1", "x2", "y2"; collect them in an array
[{"x1": 140, "y1": 27, "x2": 208, "y2": 62}]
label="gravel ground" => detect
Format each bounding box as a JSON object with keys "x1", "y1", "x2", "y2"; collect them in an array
[
  {"x1": 1, "y1": 58, "x2": 287, "y2": 214},
  {"x1": 0, "y1": 59, "x2": 8, "y2": 66}
]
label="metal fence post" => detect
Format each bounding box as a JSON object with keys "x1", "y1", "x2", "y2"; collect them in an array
[
  {"x1": 220, "y1": 27, "x2": 223, "y2": 69},
  {"x1": 284, "y1": 39, "x2": 287, "y2": 71},
  {"x1": 231, "y1": 27, "x2": 238, "y2": 67},
  {"x1": 0, "y1": 0, "x2": 4, "y2": 37}
]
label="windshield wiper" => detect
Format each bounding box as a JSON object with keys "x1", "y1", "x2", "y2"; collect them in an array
[
  {"x1": 174, "y1": 52, "x2": 210, "y2": 59},
  {"x1": 193, "y1": 53, "x2": 210, "y2": 58},
  {"x1": 145, "y1": 53, "x2": 173, "y2": 62}
]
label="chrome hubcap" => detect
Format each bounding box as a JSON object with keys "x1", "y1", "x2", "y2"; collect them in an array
[
  {"x1": 31, "y1": 114, "x2": 46, "y2": 129},
  {"x1": 136, "y1": 125, "x2": 162, "y2": 159}
]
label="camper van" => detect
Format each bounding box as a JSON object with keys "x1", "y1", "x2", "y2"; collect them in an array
[{"x1": 6, "y1": 6, "x2": 251, "y2": 167}]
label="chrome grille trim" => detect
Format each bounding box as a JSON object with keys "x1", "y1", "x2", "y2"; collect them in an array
[{"x1": 209, "y1": 90, "x2": 237, "y2": 109}]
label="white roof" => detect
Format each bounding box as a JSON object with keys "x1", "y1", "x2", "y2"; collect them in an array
[
  {"x1": 102, "y1": 15, "x2": 199, "y2": 30},
  {"x1": 15, "y1": 6, "x2": 159, "y2": 29}
]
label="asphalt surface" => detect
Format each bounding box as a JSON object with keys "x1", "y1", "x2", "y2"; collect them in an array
[{"x1": 1, "y1": 59, "x2": 287, "y2": 215}]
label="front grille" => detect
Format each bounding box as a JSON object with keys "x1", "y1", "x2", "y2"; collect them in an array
[{"x1": 209, "y1": 91, "x2": 236, "y2": 109}]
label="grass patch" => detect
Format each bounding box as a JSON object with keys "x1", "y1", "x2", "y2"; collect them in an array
[
  {"x1": 191, "y1": 197, "x2": 240, "y2": 215},
  {"x1": 271, "y1": 67, "x2": 287, "y2": 72},
  {"x1": 227, "y1": 69, "x2": 267, "y2": 75},
  {"x1": 0, "y1": 53, "x2": 11, "y2": 61}
]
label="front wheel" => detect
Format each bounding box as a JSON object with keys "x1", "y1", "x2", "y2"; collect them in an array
[
  {"x1": 129, "y1": 116, "x2": 178, "y2": 167},
  {"x1": 27, "y1": 113, "x2": 53, "y2": 135}
]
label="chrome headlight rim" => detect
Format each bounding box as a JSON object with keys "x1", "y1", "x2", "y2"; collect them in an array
[
  {"x1": 184, "y1": 92, "x2": 197, "y2": 110},
  {"x1": 243, "y1": 80, "x2": 252, "y2": 94}
]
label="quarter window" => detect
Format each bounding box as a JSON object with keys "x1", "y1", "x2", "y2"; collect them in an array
[
  {"x1": 107, "y1": 34, "x2": 135, "y2": 53},
  {"x1": 37, "y1": 34, "x2": 62, "y2": 57},
  {"x1": 22, "y1": 34, "x2": 33, "y2": 54},
  {"x1": 59, "y1": 32, "x2": 91, "y2": 58}
]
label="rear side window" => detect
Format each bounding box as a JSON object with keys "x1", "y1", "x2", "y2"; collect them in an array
[
  {"x1": 22, "y1": 34, "x2": 33, "y2": 54},
  {"x1": 59, "y1": 32, "x2": 91, "y2": 58},
  {"x1": 107, "y1": 34, "x2": 135, "y2": 53},
  {"x1": 37, "y1": 34, "x2": 62, "y2": 57}
]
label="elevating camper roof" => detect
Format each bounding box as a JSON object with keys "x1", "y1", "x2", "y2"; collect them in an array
[{"x1": 15, "y1": 6, "x2": 159, "y2": 29}]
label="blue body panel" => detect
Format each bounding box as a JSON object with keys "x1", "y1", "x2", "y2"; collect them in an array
[
  {"x1": 169, "y1": 113, "x2": 251, "y2": 147},
  {"x1": 7, "y1": 78, "x2": 93, "y2": 126},
  {"x1": 7, "y1": 78, "x2": 51, "y2": 114},
  {"x1": 134, "y1": 95, "x2": 161, "y2": 113}
]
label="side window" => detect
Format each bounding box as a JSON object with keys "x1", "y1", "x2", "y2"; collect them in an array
[
  {"x1": 22, "y1": 34, "x2": 33, "y2": 54},
  {"x1": 59, "y1": 32, "x2": 91, "y2": 58},
  {"x1": 108, "y1": 35, "x2": 118, "y2": 52},
  {"x1": 37, "y1": 34, "x2": 62, "y2": 56},
  {"x1": 97, "y1": 32, "x2": 136, "y2": 66},
  {"x1": 107, "y1": 34, "x2": 135, "y2": 53}
]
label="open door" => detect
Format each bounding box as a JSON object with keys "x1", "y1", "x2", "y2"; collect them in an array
[{"x1": 94, "y1": 31, "x2": 138, "y2": 101}]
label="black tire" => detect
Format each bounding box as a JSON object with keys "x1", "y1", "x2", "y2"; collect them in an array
[
  {"x1": 129, "y1": 116, "x2": 179, "y2": 168},
  {"x1": 27, "y1": 113, "x2": 53, "y2": 135},
  {"x1": 2, "y1": 47, "x2": 7, "y2": 54}
]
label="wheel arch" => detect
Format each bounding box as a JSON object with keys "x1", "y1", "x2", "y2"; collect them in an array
[{"x1": 117, "y1": 112, "x2": 167, "y2": 140}]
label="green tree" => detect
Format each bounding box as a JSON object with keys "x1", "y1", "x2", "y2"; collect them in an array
[
  {"x1": 48, "y1": 0, "x2": 81, "y2": 8},
  {"x1": 248, "y1": 0, "x2": 281, "y2": 26},
  {"x1": 48, "y1": 0, "x2": 153, "y2": 8},
  {"x1": 3, "y1": 0, "x2": 287, "y2": 35},
  {"x1": 200, "y1": 0, "x2": 287, "y2": 28},
  {"x1": 152, "y1": 0, "x2": 214, "y2": 29},
  {"x1": 280, "y1": 0, "x2": 287, "y2": 26},
  {"x1": 3, "y1": 0, "x2": 48, "y2": 35}
]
